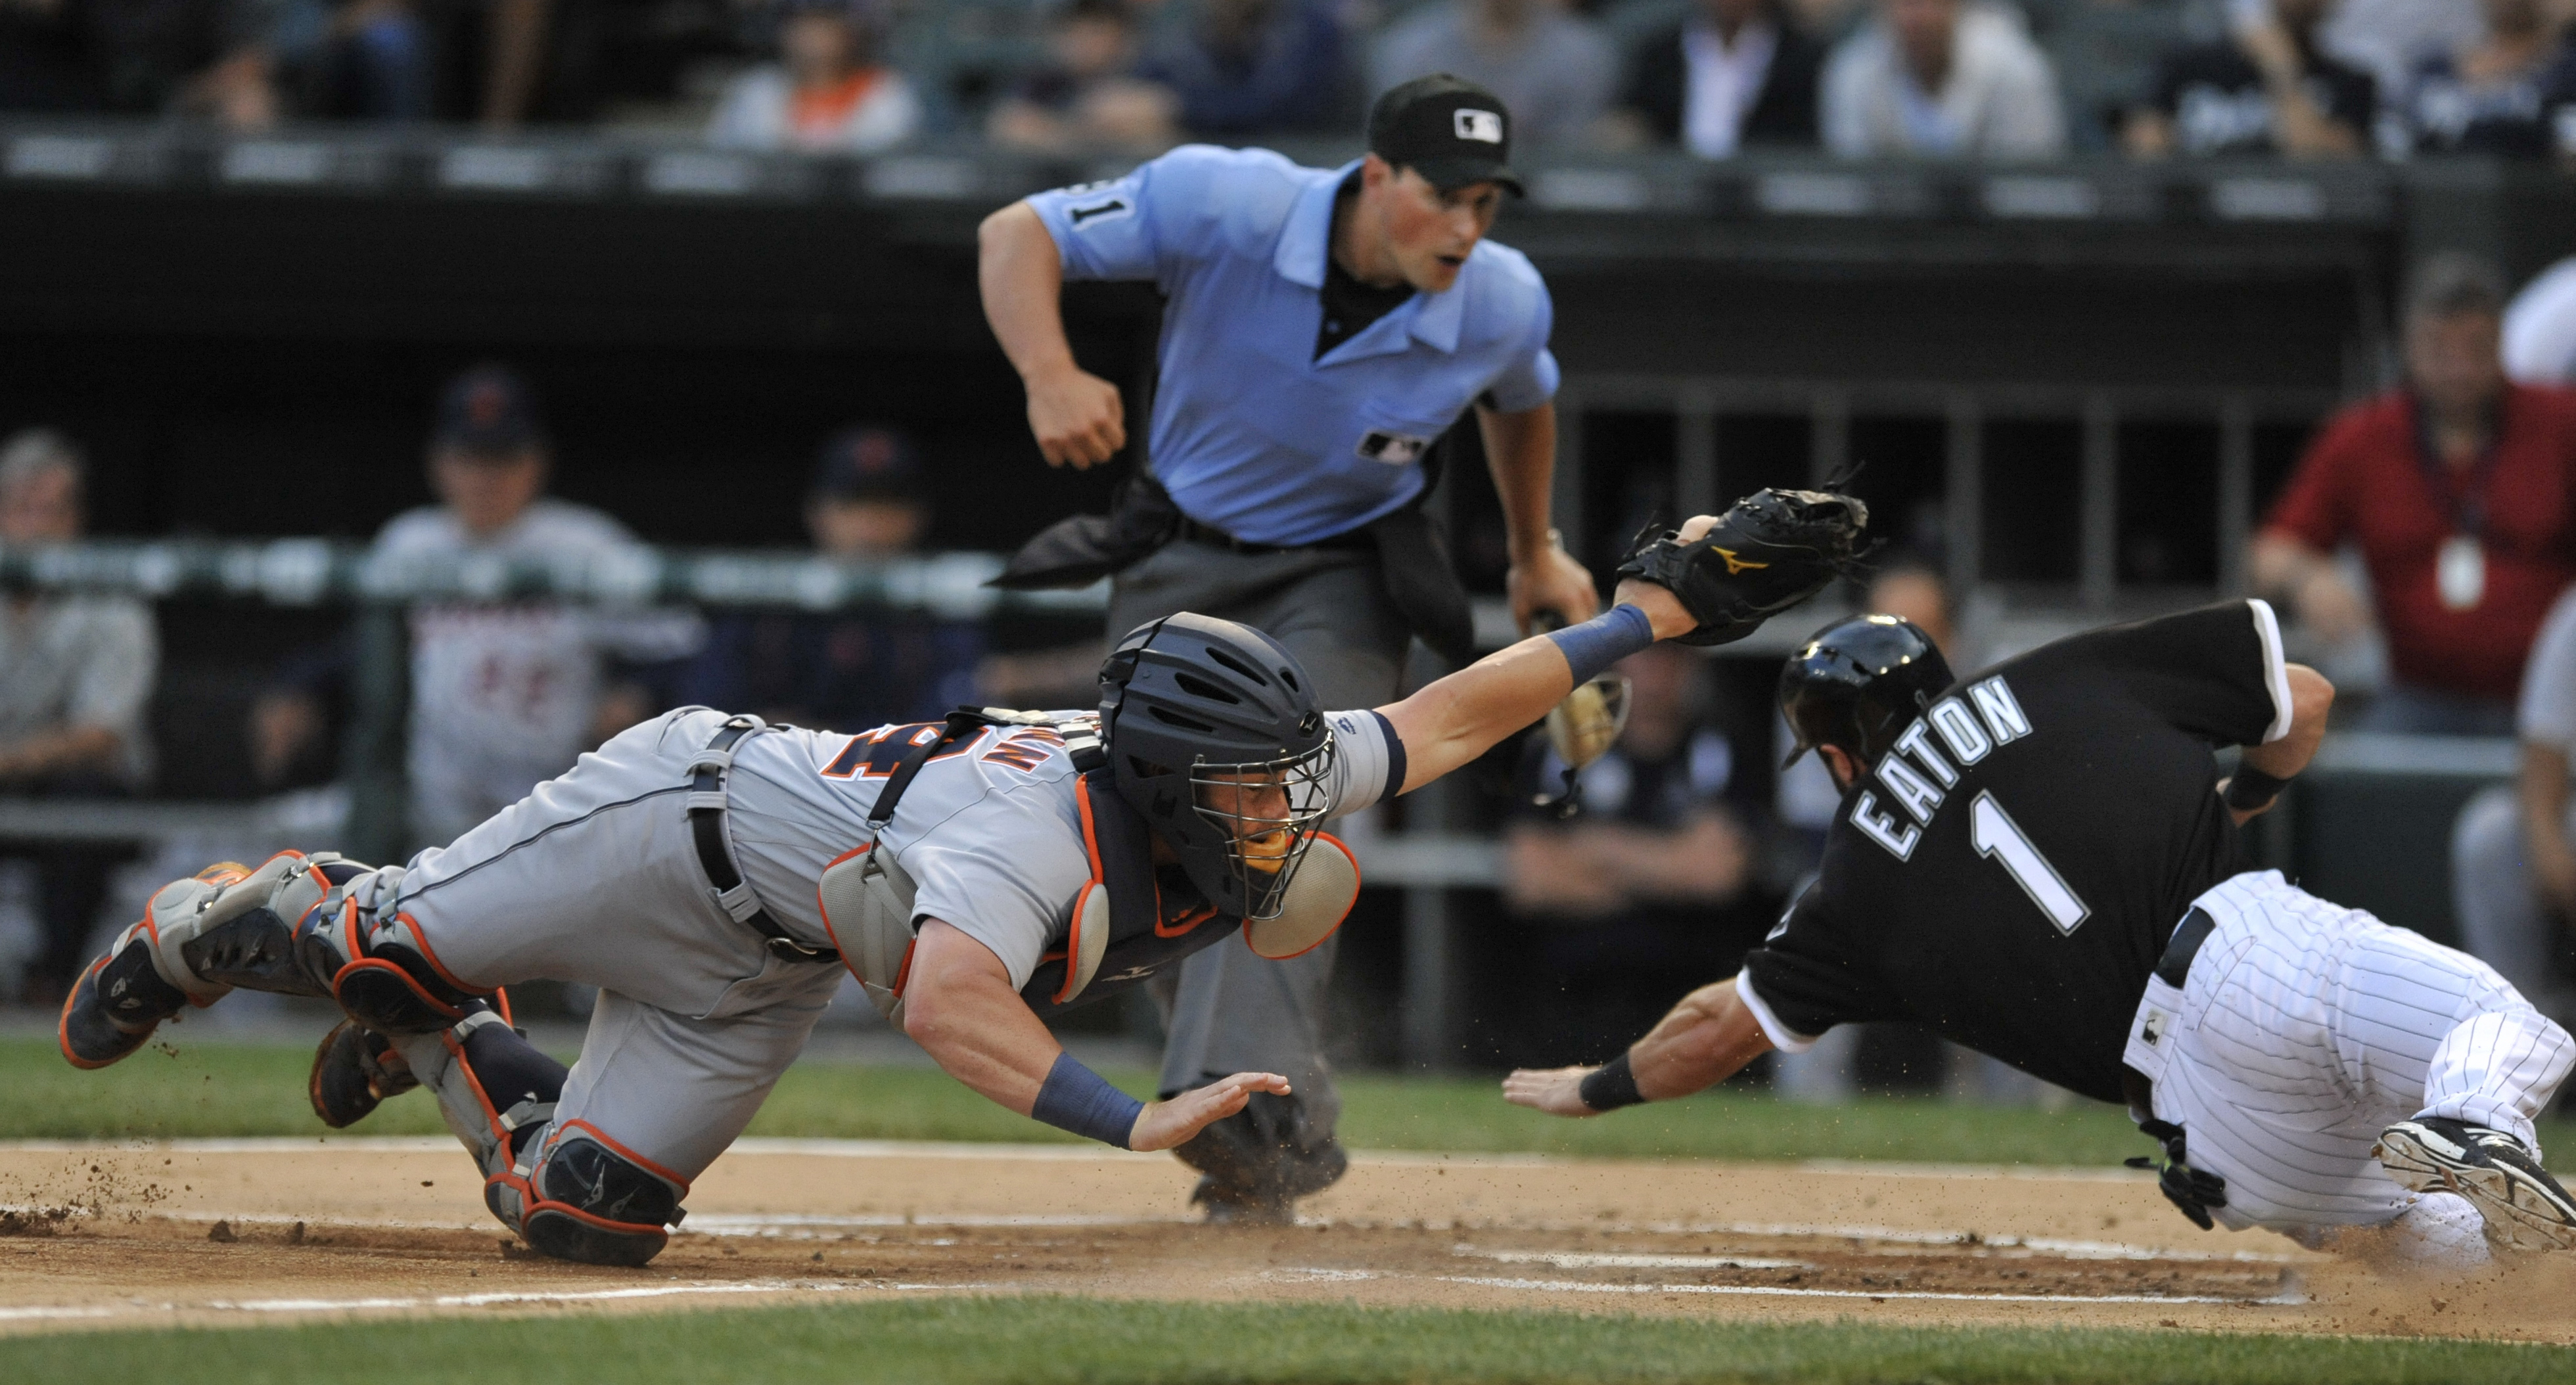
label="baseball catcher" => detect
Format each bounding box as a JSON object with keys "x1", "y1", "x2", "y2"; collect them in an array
[{"x1": 58, "y1": 512, "x2": 1797, "y2": 1267}]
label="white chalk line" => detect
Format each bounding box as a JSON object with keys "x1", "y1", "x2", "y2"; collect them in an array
[
  {"x1": 0, "y1": 1278, "x2": 992, "y2": 1325},
  {"x1": 1433, "y1": 1275, "x2": 2297, "y2": 1307},
  {"x1": 0, "y1": 1201, "x2": 2290, "y2": 1264},
  {"x1": 1458, "y1": 1248, "x2": 1810, "y2": 1271}
]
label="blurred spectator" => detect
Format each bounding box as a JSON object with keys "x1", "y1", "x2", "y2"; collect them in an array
[
  {"x1": 256, "y1": 366, "x2": 702, "y2": 848},
  {"x1": 1139, "y1": 0, "x2": 1346, "y2": 137},
  {"x1": 2125, "y1": 0, "x2": 2373, "y2": 158},
  {"x1": 2251, "y1": 256, "x2": 2576, "y2": 735},
  {"x1": 0, "y1": 430, "x2": 156, "y2": 1005},
  {"x1": 1505, "y1": 642, "x2": 1758, "y2": 1057},
  {"x1": 1604, "y1": 0, "x2": 1824, "y2": 155},
  {"x1": 268, "y1": 0, "x2": 431, "y2": 120},
  {"x1": 2299, "y1": 0, "x2": 2481, "y2": 96},
  {"x1": 0, "y1": 0, "x2": 278, "y2": 125},
  {"x1": 986, "y1": 0, "x2": 1178, "y2": 153},
  {"x1": 709, "y1": 0, "x2": 923, "y2": 153},
  {"x1": 1820, "y1": 0, "x2": 2065, "y2": 158},
  {"x1": 2380, "y1": 0, "x2": 2576, "y2": 158},
  {"x1": 1369, "y1": 0, "x2": 1617, "y2": 148},
  {"x1": 2504, "y1": 254, "x2": 2576, "y2": 385},
  {"x1": 674, "y1": 427, "x2": 982, "y2": 733},
  {"x1": 2450, "y1": 584, "x2": 2576, "y2": 1027}
]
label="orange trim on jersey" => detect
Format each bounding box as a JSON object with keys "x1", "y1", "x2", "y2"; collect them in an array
[
  {"x1": 1160, "y1": 905, "x2": 1216, "y2": 938},
  {"x1": 791, "y1": 68, "x2": 884, "y2": 138},
  {"x1": 556, "y1": 1118, "x2": 691, "y2": 1192},
  {"x1": 494, "y1": 987, "x2": 514, "y2": 1028}
]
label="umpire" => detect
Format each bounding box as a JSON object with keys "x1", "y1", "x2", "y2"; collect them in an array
[{"x1": 978, "y1": 74, "x2": 1598, "y2": 1220}]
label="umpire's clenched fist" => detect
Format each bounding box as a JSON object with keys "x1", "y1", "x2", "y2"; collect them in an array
[{"x1": 1024, "y1": 363, "x2": 1126, "y2": 469}]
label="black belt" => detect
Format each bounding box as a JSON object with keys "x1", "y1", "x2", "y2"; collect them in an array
[
  {"x1": 689, "y1": 716, "x2": 840, "y2": 965},
  {"x1": 2121, "y1": 906, "x2": 2219, "y2": 1114},
  {"x1": 1176, "y1": 514, "x2": 1374, "y2": 557}
]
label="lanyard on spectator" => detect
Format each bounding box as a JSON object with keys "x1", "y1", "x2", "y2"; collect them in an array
[
  {"x1": 2415, "y1": 394, "x2": 2504, "y2": 610},
  {"x1": 2413, "y1": 394, "x2": 2504, "y2": 539}
]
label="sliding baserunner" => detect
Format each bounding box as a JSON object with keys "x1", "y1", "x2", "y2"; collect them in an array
[
  {"x1": 1506, "y1": 599, "x2": 2576, "y2": 1269},
  {"x1": 57, "y1": 491, "x2": 1862, "y2": 1267}
]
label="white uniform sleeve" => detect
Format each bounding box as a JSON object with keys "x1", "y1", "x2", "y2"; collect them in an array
[
  {"x1": 1322, "y1": 709, "x2": 1406, "y2": 820},
  {"x1": 2519, "y1": 587, "x2": 2576, "y2": 748}
]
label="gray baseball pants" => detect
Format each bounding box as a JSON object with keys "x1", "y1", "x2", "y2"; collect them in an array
[
  {"x1": 384, "y1": 708, "x2": 845, "y2": 1183},
  {"x1": 1108, "y1": 537, "x2": 1413, "y2": 1142}
]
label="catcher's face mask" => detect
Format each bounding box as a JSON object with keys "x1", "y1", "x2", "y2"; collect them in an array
[{"x1": 1187, "y1": 737, "x2": 1337, "y2": 918}]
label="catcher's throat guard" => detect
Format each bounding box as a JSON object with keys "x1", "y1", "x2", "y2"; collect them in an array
[{"x1": 820, "y1": 774, "x2": 1359, "y2": 1028}]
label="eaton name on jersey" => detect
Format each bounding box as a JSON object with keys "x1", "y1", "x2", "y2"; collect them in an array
[{"x1": 1849, "y1": 675, "x2": 2034, "y2": 861}]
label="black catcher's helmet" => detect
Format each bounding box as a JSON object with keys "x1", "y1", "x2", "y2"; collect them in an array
[
  {"x1": 1779, "y1": 614, "x2": 1954, "y2": 771},
  {"x1": 1100, "y1": 613, "x2": 1335, "y2": 919}
]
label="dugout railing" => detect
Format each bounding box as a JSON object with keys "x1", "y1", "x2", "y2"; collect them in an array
[{"x1": 0, "y1": 538, "x2": 2521, "y2": 1065}]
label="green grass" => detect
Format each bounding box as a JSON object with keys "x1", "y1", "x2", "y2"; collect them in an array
[
  {"x1": 9, "y1": 1297, "x2": 2573, "y2": 1384},
  {"x1": 10, "y1": 1038, "x2": 2573, "y2": 1170}
]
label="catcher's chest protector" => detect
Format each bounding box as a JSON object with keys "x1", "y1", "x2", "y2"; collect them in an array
[{"x1": 820, "y1": 771, "x2": 1358, "y2": 1026}]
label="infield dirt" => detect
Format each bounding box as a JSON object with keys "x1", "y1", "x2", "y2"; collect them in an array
[{"x1": 0, "y1": 1139, "x2": 2566, "y2": 1344}]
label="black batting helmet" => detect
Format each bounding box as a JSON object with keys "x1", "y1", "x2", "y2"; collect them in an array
[
  {"x1": 1779, "y1": 614, "x2": 1953, "y2": 770},
  {"x1": 1099, "y1": 613, "x2": 1335, "y2": 920}
]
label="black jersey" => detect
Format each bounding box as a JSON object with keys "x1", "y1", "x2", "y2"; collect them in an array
[{"x1": 1737, "y1": 600, "x2": 2292, "y2": 1104}]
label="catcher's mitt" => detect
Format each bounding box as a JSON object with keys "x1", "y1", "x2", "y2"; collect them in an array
[{"x1": 1615, "y1": 487, "x2": 1872, "y2": 647}]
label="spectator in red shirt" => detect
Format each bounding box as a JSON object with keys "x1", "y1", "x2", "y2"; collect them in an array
[{"x1": 2252, "y1": 255, "x2": 2576, "y2": 735}]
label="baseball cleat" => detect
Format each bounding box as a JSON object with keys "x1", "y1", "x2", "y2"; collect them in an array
[
  {"x1": 2376, "y1": 1116, "x2": 2576, "y2": 1252},
  {"x1": 308, "y1": 1020, "x2": 419, "y2": 1129},
  {"x1": 57, "y1": 929, "x2": 189, "y2": 1070}
]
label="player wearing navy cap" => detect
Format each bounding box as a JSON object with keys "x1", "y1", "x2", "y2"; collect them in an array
[{"x1": 978, "y1": 74, "x2": 1598, "y2": 1221}]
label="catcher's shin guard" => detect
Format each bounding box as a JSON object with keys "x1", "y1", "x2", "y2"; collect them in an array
[
  {"x1": 490, "y1": 1125, "x2": 689, "y2": 1268},
  {"x1": 59, "y1": 853, "x2": 367, "y2": 1070}
]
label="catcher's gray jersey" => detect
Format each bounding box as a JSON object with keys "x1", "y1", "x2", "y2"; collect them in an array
[{"x1": 723, "y1": 708, "x2": 1405, "y2": 989}]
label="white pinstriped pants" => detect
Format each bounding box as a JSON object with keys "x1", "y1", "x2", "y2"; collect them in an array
[{"x1": 2131, "y1": 871, "x2": 2574, "y2": 1235}]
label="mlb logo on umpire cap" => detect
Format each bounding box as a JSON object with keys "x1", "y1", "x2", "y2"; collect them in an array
[{"x1": 1368, "y1": 74, "x2": 1524, "y2": 194}]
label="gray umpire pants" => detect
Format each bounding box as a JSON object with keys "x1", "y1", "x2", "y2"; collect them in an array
[
  {"x1": 1108, "y1": 537, "x2": 1413, "y2": 1145},
  {"x1": 2451, "y1": 784, "x2": 2576, "y2": 1024}
]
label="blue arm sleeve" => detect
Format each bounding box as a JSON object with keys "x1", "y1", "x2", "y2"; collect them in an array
[
  {"x1": 1026, "y1": 164, "x2": 1162, "y2": 283},
  {"x1": 1030, "y1": 1052, "x2": 1145, "y2": 1148}
]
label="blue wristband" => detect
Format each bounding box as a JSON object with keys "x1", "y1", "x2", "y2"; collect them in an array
[
  {"x1": 1031, "y1": 1053, "x2": 1145, "y2": 1149},
  {"x1": 1544, "y1": 604, "x2": 1655, "y2": 686}
]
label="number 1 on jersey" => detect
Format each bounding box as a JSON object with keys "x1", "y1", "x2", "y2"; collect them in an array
[{"x1": 1969, "y1": 790, "x2": 2090, "y2": 934}]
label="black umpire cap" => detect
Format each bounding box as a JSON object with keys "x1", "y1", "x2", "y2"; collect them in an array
[{"x1": 1368, "y1": 74, "x2": 1524, "y2": 196}]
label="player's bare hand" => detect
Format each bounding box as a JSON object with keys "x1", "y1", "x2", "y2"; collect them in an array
[
  {"x1": 1509, "y1": 543, "x2": 1599, "y2": 633},
  {"x1": 1126, "y1": 1071, "x2": 1291, "y2": 1151},
  {"x1": 1024, "y1": 364, "x2": 1126, "y2": 469},
  {"x1": 1612, "y1": 513, "x2": 1717, "y2": 641},
  {"x1": 1500, "y1": 1065, "x2": 1607, "y2": 1119}
]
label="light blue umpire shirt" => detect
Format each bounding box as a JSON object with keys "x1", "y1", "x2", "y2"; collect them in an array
[{"x1": 1024, "y1": 145, "x2": 1560, "y2": 549}]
